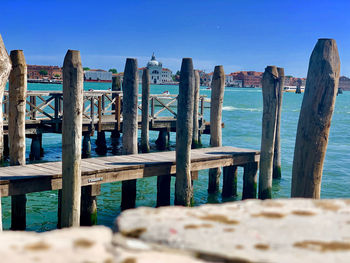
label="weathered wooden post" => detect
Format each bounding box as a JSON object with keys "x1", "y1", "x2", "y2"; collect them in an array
[
  {"x1": 272, "y1": 67, "x2": 284, "y2": 179},
  {"x1": 111, "y1": 75, "x2": 121, "y2": 144},
  {"x1": 192, "y1": 70, "x2": 201, "y2": 148},
  {"x1": 291, "y1": 39, "x2": 340, "y2": 198},
  {"x1": 222, "y1": 165, "x2": 238, "y2": 198},
  {"x1": 141, "y1": 68, "x2": 150, "y2": 153},
  {"x1": 242, "y1": 162, "x2": 258, "y2": 199},
  {"x1": 61, "y1": 50, "x2": 84, "y2": 227},
  {"x1": 82, "y1": 133, "x2": 91, "y2": 158},
  {"x1": 175, "y1": 58, "x2": 194, "y2": 206},
  {"x1": 296, "y1": 79, "x2": 302, "y2": 94},
  {"x1": 0, "y1": 35, "x2": 11, "y2": 231},
  {"x1": 155, "y1": 129, "x2": 169, "y2": 150},
  {"x1": 121, "y1": 58, "x2": 138, "y2": 210},
  {"x1": 9, "y1": 50, "x2": 27, "y2": 230},
  {"x1": 95, "y1": 131, "x2": 107, "y2": 155},
  {"x1": 258, "y1": 66, "x2": 279, "y2": 199},
  {"x1": 0, "y1": 36, "x2": 11, "y2": 164},
  {"x1": 208, "y1": 65, "x2": 225, "y2": 193},
  {"x1": 29, "y1": 135, "x2": 41, "y2": 161}
]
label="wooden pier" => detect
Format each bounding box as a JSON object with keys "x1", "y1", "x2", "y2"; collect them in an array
[
  {"x1": 2, "y1": 90, "x2": 212, "y2": 136},
  {"x1": 0, "y1": 146, "x2": 259, "y2": 197},
  {"x1": 0, "y1": 146, "x2": 259, "y2": 227}
]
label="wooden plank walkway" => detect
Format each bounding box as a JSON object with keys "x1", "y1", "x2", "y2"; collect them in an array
[{"x1": 0, "y1": 146, "x2": 259, "y2": 197}]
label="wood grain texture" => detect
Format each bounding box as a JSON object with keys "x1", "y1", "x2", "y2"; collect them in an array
[
  {"x1": 61, "y1": 50, "x2": 84, "y2": 227},
  {"x1": 175, "y1": 58, "x2": 194, "y2": 206},
  {"x1": 9, "y1": 50, "x2": 27, "y2": 230},
  {"x1": 273, "y1": 67, "x2": 284, "y2": 179},
  {"x1": 121, "y1": 58, "x2": 138, "y2": 210},
  {"x1": 258, "y1": 66, "x2": 279, "y2": 199},
  {"x1": 208, "y1": 66, "x2": 225, "y2": 193},
  {"x1": 141, "y1": 68, "x2": 150, "y2": 153},
  {"x1": 0, "y1": 34, "x2": 11, "y2": 231},
  {"x1": 291, "y1": 39, "x2": 340, "y2": 198},
  {"x1": 192, "y1": 70, "x2": 200, "y2": 148}
]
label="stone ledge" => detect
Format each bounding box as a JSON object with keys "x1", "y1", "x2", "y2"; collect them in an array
[
  {"x1": 116, "y1": 199, "x2": 350, "y2": 263},
  {"x1": 0, "y1": 199, "x2": 350, "y2": 262}
]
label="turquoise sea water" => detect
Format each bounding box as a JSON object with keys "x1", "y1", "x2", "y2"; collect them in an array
[{"x1": 1, "y1": 83, "x2": 350, "y2": 231}]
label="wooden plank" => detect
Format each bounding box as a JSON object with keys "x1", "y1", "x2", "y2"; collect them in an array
[{"x1": 0, "y1": 146, "x2": 260, "y2": 197}]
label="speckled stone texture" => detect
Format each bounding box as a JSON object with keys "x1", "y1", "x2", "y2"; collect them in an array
[
  {"x1": 115, "y1": 199, "x2": 350, "y2": 263},
  {"x1": 1, "y1": 199, "x2": 350, "y2": 262}
]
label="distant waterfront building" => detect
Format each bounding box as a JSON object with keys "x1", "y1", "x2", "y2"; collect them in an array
[
  {"x1": 138, "y1": 54, "x2": 172, "y2": 84},
  {"x1": 27, "y1": 65, "x2": 62, "y2": 80},
  {"x1": 230, "y1": 71, "x2": 263, "y2": 88},
  {"x1": 198, "y1": 70, "x2": 211, "y2": 86},
  {"x1": 84, "y1": 69, "x2": 112, "y2": 82},
  {"x1": 338, "y1": 76, "x2": 350, "y2": 91}
]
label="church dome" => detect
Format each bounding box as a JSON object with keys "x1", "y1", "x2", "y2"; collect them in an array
[{"x1": 147, "y1": 53, "x2": 161, "y2": 67}]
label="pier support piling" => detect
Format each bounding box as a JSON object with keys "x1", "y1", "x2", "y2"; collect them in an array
[
  {"x1": 291, "y1": 39, "x2": 340, "y2": 198},
  {"x1": 157, "y1": 175, "x2": 171, "y2": 207},
  {"x1": 243, "y1": 162, "x2": 258, "y2": 199},
  {"x1": 4, "y1": 135, "x2": 9, "y2": 159},
  {"x1": 155, "y1": 129, "x2": 169, "y2": 150},
  {"x1": 258, "y1": 66, "x2": 279, "y2": 200},
  {"x1": 222, "y1": 165, "x2": 238, "y2": 198},
  {"x1": 29, "y1": 135, "x2": 41, "y2": 161},
  {"x1": 82, "y1": 133, "x2": 92, "y2": 158},
  {"x1": 141, "y1": 68, "x2": 150, "y2": 153},
  {"x1": 192, "y1": 70, "x2": 201, "y2": 149},
  {"x1": 121, "y1": 58, "x2": 138, "y2": 210},
  {"x1": 80, "y1": 185, "x2": 101, "y2": 226},
  {"x1": 175, "y1": 58, "x2": 194, "y2": 206},
  {"x1": 9, "y1": 50, "x2": 27, "y2": 230},
  {"x1": 95, "y1": 131, "x2": 107, "y2": 155},
  {"x1": 61, "y1": 50, "x2": 84, "y2": 228},
  {"x1": 272, "y1": 68, "x2": 284, "y2": 179},
  {"x1": 208, "y1": 65, "x2": 225, "y2": 194}
]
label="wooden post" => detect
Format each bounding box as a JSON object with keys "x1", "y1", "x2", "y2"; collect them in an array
[
  {"x1": 258, "y1": 66, "x2": 279, "y2": 200},
  {"x1": 29, "y1": 135, "x2": 41, "y2": 161},
  {"x1": 95, "y1": 131, "x2": 107, "y2": 155},
  {"x1": 157, "y1": 174, "x2": 171, "y2": 207},
  {"x1": 80, "y1": 185, "x2": 100, "y2": 226},
  {"x1": 30, "y1": 96, "x2": 36, "y2": 120},
  {"x1": 82, "y1": 133, "x2": 91, "y2": 158},
  {"x1": 111, "y1": 76, "x2": 121, "y2": 142},
  {"x1": 0, "y1": 35, "x2": 11, "y2": 231},
  {"x1": 90, "y1": 97, "x2": 95, "y2": 136},
  {"x1": 222, "y1": 165, "x2": 238, "y2": 198},
  {"x1": 296, "y1": 79, "x2": 302, "y2": 94},
  {"x1": 291, "y1": 39, "x2": 340, "y2": 198},
  {"x1": 242, "y1": 162, "x2": 258, "y2": 199},
  {"x1": 141, "y1": 68, "x2": 150, "y2": 153},
  {"x1": 0, "y1": 36, "x2": 11, "y2": 164},
  {"x1": 155, "y1": 129, "x2": 169, "y2": 150},
  {"x1": 208, "y1": 65, "x2": 225, "y2": 193},
  {"x1": 61, "y1": 50, "x2": 84, "y2": 228},
  {"x1": 9, "y1": 50, "x2": 27, "y2": 230},
  {"x1": 192, "y1": 70, "x2": 201, "y2": 148},
  {"x1": 121, "y1": 58, "x2": 138, "y2": 210},
  {"x1": 81, "y1": 138, "x2": 100, "y2": 226},
  {"x1": 273, "y1": 67, "x2": 284, "y2": 179},
  {"x1": 175, "y1": 58, "x2": 194, "y2": 206},
  {"x1": 112, "y1": 94, "x2": 121, "y2": 154}
]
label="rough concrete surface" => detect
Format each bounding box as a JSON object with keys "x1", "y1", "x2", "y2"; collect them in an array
[
  {"x1": 1, "y1": 199, "x2": 350, "y2": 262},
  {"x1": 116, "y1": 199, "x2": 350, "y2": 263}
]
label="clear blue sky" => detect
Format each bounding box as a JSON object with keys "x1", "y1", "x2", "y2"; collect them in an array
[{"x1": 1, "y1": 0, "x2": 349, "y2": 77}]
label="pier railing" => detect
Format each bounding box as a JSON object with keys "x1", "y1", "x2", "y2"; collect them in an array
[{"x1": 2, "y1": 90, "x2": 208, "y2": 131}]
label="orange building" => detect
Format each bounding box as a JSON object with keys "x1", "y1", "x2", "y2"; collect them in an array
[{"x1": 27, "y1": 65, "x2": 62, "y2": 80}]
